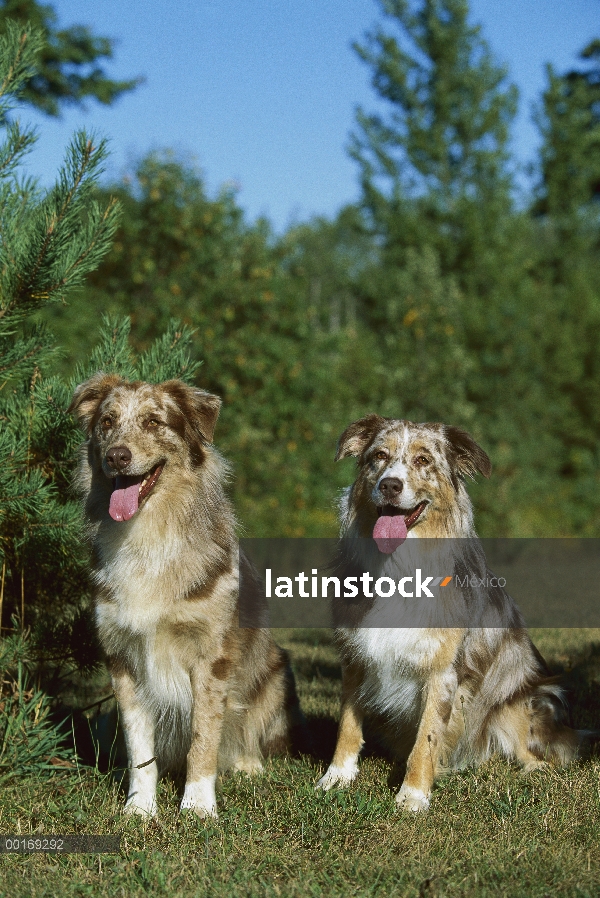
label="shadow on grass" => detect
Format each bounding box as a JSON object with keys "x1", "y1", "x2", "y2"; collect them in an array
[
  {"x1": 57, "y1": 637, "x2": 600, "y2": 786},
  {"x1": 292, "y1": 658, "x2": 341, "y2": 681},
  {"x1": 68, "y1": 704, "x2": 128, "y2": 777},
  {"x1": 545, "y1": 640, "x2": 600, "y2": 735}
]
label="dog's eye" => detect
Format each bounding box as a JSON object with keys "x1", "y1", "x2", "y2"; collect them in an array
[
  {"x1": 101, "y1": 417, "x2": 112, "y2": 429},
  {"x1": 374, "y1": 451, "x2": 388, "y2": 461},
  {"x1": 414, "y1": 455, "x2": 430, "y2": 466},
  {"x1": 145, "y1": 418, "x2": 161, "y2": 428}
]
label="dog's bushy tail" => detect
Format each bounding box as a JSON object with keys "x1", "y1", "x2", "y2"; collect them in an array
[{"x1": 528, "y1": 684, "x2": 582, "y2": 764}]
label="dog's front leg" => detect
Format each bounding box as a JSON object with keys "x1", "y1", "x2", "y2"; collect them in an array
[
  {"x1": 396, "y1": 666, "x2": 458, "y2": 813},
  {"x1": 180, "y1": 664, "x2": 228, "y2": 818},
  {"x1": 112, "y1": 669, "x2": 158, "y2": 817},
  {"x1": 317, "y1": 661, "x2": 364, "y2": 790}
]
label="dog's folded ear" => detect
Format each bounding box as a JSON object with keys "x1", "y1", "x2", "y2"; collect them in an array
[
  {"x1": 186, "y1": 389, "x2": 222, "y2": 444},
  {"x1": 335, "y1": 414, "x2": 387, "y2": 461},
  {"x1": 444, "y1": 426, "x2": 492, "y2": 481},
  {"x1": 68, "y1": 373, "x2": 124, "y2": 431},
  {"x1": 162, "y1": 381, "x2": 222, "y2": 444}
]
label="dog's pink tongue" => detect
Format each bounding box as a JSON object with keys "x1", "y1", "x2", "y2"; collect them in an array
[
  {"x1": 373, "y1": 514, "x2": 407, "y2": 554},
  {"x1": 109, "y1": 481, "x2": 140, "y2": 522}
]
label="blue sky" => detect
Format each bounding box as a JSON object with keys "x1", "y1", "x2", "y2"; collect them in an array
[{"x1": 18, "y1": 0, "x2": 600, "y2": 231}]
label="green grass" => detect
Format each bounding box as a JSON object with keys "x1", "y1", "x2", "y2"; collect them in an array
[{"x1": 0, "y1": 628, "x2": 599, "y2": 897}]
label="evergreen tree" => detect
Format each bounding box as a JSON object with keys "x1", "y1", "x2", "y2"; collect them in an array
[
  {"x1": 0, "y1": 24, "x2": 195, "y2": 675},
  {"x1": 348, "y1": 0, "x2": 600, "y2": 536},
  {"x1": 0, "y1": 20, "x2": 117, "y2": 662},
  {"x1": 0, "y1": 0, "x2": 140, "y2": 116},
  {"x1": 526, "y1": 39, "x2": 600, "y2": 537},
  {"x1": 535, "y1": 39, "x2": 600, "y2": 217},
  {"x1": 351, "y1": 0, "x2": 518, "y2": 289}
]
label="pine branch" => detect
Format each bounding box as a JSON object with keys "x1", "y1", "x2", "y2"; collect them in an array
[
  {"x1": 0, "y1": 24, "x2": 43, "y2": 106},
  {"x1": 72, "y1": 314, "x2": 136, "y2": 383},
  {"x1": 0, "y1": 122, "x2": 36, "y2": 177},
  {"x1": 137, "y1": 319, "x2": 203, "y2": 384},
  {"x1": 13, "y1": 134, "x2": 119, "y2": 306}
]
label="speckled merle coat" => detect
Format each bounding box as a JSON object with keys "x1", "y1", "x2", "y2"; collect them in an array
[
  {"x1": 70, "y1": 374, "x2": 297, "y2": 819},
  {"x1": 317, "y1": 415, "x2": 580, "y2": 812}
]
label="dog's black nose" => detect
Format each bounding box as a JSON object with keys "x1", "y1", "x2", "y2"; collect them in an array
[
  {"x1": 106, "y1": 445, "x2": 132, "y2": 471},
  {"x1": 379, "y1": 477, "x2": 403, "y2": 498}
]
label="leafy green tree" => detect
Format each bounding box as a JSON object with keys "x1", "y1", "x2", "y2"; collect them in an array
[
  {"x1": 42, "y1": 153, "x2": 342, "y2": 536},
  {"x1": 281, "y1": 211, "x2": 473, "y2": 422},
  {"x1": 280, "y1": 207, "x2": 373, "y2": 334},
  {"x1": 0, "y1": 0, "x2": 140, "y2": 116}
]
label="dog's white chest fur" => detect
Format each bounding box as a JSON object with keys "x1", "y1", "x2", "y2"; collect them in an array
[
  {"x1": 141, "y1": 639, "x2": 193, "y2": 715},
  {"x1": 94, "y1": 521, "x2": 201, "y2": 633},
  {"x1": 351, "y1": 627, "x2": 444, "y2": 668},
  {"x1": 346, "y1": 628, "x2": 443, "y2": 719}
]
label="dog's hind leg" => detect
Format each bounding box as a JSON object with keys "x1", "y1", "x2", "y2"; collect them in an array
[
  {"x1": 317, "y1": 661, "x2": 364, "y2": 791},
  {"x1": 112, "y1": 670, "x2": 158, "y2": 818},
  {"x1": 478, "y1": 683, "x2": 580, "y2": 771},
  {"x1": 231, "y1": 649, "x2": 299, "y2": 773}
]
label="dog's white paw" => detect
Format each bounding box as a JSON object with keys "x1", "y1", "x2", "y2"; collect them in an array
[
  {"x1": 233, "y1": 757, "x2": 264, "y2": 776},
  {"x1": 180, "y1": 776, "x2": 218, "y2": 819},
  {"x1": 521, "y1": 758, "x2": 549, "y2": 774},
  {"x1": 123, "y1": 793, "x2": 157, "y2": 818},
  {"x1": 395, "y1": 784, "x2": 430, "y2": 813},
  {"x1": 316, "y1": 760, "x2": 359, "y2": 791}
]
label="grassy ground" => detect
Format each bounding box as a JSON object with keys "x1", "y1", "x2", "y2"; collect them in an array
[{"x1": 1, "y1": 628, "x2": 600, "y2": 897}]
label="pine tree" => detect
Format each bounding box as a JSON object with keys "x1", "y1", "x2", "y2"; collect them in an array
[
  {"x1": 0, "y1": 24, "x2": 198, "y2": 675},
  {"x1": 0, "y1": 21, "x2": 116, "y2": 662},
  {"x1": 535, "y1": 39, "x2": 600, "y2": 217},
  {"x1": 0, "y1": 0, "x2": 140, "y2": 116},
  {"x1": 527, "y1": 39, "x2": 600, "y2": 537},
  {"x1": 351, "y1": 0, "x2": 518, "y2": 288},
  {"x1": 347, "y1": 0, "x2": 600, "y2": 537}
]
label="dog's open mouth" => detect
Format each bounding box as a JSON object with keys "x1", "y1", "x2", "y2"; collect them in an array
[
  {"x1": 373, "y1": 501, "x2": 428, "y2": 554},
  {"x1": 108, "y1": 464, "x2": 164, "y2": 522}
]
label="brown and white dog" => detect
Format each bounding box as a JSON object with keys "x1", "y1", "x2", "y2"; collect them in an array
[
  {"x1": 70, "y1": 374, "x2": 298, "y2": 818},
  {"x1": 317, "y1": 415, "x2": 580, "y2": 812}
]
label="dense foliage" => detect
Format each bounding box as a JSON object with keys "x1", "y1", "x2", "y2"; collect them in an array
[
  {"x1": 535, "y1": 38, "x2": 600, "y2": 217},
  {"x1": 44, "y1": 0, "x2": 600, "y2": 541}
]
